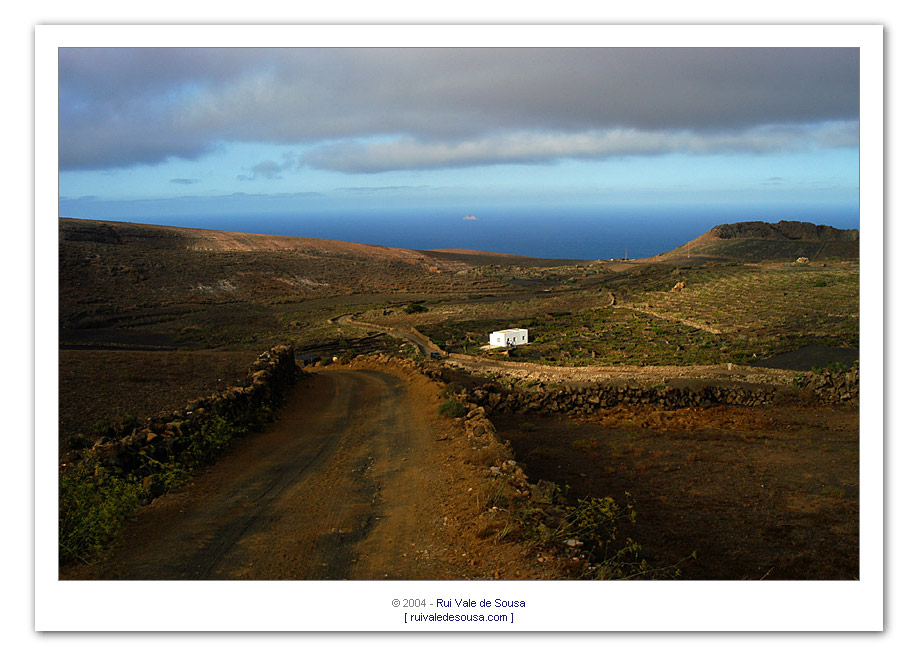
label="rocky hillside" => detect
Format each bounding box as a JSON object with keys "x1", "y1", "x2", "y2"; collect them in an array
[
  {"x1": 58, "y1": 217, "x2": 526, "y2": 351},
  {"x1": 709, "y1": 221, "x2": 858, "y2": 242},
  {"x1": 651, "y1": 220, "x2": 859, "y2": 263},
  {"x1": 58, "y1": 217, "x2": 509, "y2": 312}
]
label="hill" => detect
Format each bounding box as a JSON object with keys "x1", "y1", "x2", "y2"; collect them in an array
[
  {"x1": 649, "y1": 220, "x2": 859, "y2": 263},
  {"x1": 60, "y1": 216, "x2": 461, "y2": 268},
  {"x1": 58, "y1": 217, "x2": 509, "y2": 312},
  {"x1": 56, "y1": 215, "x2": 859, "y2": 443},
  {"x1": 58, "y1": 217, "x2": 577, "y2": 352},
  {"x1": 418, "y1": 248, "x2": 585, "y2": 268}
]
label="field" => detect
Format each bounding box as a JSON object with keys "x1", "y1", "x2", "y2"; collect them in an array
[
  {"x1": 493, "y1": 401, "x2": 858, "y2": 579},
  {"x1": 59, "y1": 349, "x2": 258, "y2": 446},
  {"x1": 409, "y1": 260, "x2": 858, "y2": 368}
]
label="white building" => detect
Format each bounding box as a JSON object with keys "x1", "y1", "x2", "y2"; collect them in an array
[{"x1": 489, "y1": 328, "x2": 529, "y2": 348}]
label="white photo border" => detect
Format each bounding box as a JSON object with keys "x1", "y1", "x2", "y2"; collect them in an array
[{"x1": 35, "y1": 23, "x2": 883, "y2": 632}]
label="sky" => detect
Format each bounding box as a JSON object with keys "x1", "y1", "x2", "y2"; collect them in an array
[{"x1": 57, "y1": 47, "x2": 860, "y2": 246}]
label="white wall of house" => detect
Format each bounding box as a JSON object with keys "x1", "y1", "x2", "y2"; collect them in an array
[{"x1": 489, "y1": 328, "x2": 529, "y2": 347}]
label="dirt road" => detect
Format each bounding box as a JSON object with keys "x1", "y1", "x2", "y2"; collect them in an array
[{"x1": 66, "y1": 369, "x2": 453, "y2": 580}]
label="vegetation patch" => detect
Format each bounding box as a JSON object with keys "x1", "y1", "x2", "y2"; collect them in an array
[
  {"x1": 438, "y1": 398, "x2": 468, "y2": 418},
  {"x1": 58, "y1": 458, "x2": 146, "y2": 564},
  {"x1": 415, "y1": 260, "x2": 858, "y2": 366},
  {"x1": 628, "y1": 262, "x2": 859, "y2": 356},
  {"x1": 59, "y1": 402, "x2": 280, "y2": 565},
  {"x1": 502, "y1": 493, "x2": 692, "y2": 579}
]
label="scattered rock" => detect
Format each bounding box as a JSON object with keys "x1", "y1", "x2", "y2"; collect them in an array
[{"x1": 531, "y1": 479, "x2": 558, "y2": 504}]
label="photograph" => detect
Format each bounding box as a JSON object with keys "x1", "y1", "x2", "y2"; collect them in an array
[{"x1": 35, "y1": 24, "x2": 884, "y2": 633}]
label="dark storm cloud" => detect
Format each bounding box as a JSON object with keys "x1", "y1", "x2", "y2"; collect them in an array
[
  {"x1": 236, "y1": 154, "x2": 298, "y2": 181},
  {"x1": 237, "y1": 160, "x2": 285, "y2": 181},
  {"x1": 59, "y1": 47, "x2": 859, "y2": 172}
]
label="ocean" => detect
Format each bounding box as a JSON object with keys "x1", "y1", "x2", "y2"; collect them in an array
[{"x1": 109, "y1": 204, "x2": 860, "y2": 261}]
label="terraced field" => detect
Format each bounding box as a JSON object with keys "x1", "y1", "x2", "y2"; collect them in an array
[{"x1": 414, "y1": 260, "x2": 858, "y2": 368}]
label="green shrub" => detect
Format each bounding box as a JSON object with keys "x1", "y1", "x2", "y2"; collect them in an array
[
  {"x1": 60, "y1": 402, "x2": 281, "y2": 564},
  {"x1": 338, "y1": 348, "x2": 358, "y2": 364},
  {"x1": 92, "y1": 413, "x2": 139, "y2": 440},
  {"x1": 404, "y1": 302, "x2": 428, "y2": 314},
  {"x1": 505, "y1": 493, "x2": 691, "y2": 580},
  {"x1": 438, "y1": 399, "x2": 467, "y2": 418},
  {"x1": 442, "y1": 381, "x2": 465, "y2": 398},
  {"x1": 178, "y1": 414, "x2": 240, "y2": 465},
  {"x1": 811, "y1": 360, "x2": 855, "y2": 375},
  {"x1": 59, "y1": 457, "x2": 144, "y2": 563},
  {"x1": 64, "y1": 433, "x2": 92, "y2": 451}
]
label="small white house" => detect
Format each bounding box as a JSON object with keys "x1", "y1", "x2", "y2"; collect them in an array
[{"x1": 489, "y1": 328, "x2": 529, "y2": 348}]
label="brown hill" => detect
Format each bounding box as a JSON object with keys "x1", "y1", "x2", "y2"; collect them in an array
[
  {"x1": 419, "y1": 248, "x2": 584, "y2": 268},
  {"x1": 61, "y1": 217, "x2": 450, "y2": 263},
  {"x1": 649, "y1": 220, "x2": 858, "y2": 263},
  {"x1": 57, "y1": 217, "x2": 512, "y2": 344}
]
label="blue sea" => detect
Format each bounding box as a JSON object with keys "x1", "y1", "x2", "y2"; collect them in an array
[{"x1": 104, "y1": 204, "x2": 860, "y2": 261}]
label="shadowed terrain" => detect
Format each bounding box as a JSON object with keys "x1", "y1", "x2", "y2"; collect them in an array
[{"x1": 58, "y1": 216, "x2": 860, "y2": 581}]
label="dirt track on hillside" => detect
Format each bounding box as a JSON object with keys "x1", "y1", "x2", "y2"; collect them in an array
[
  {"x1": 62, "y1": 367, "x2": 567, "y2": 581},
  {"x1": 67, "y1": 370, "x2": 430, "y2": 578}
]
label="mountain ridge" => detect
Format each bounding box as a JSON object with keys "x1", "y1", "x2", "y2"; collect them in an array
[{"x1": 649, "y1": 220, "x2": 858, "y2": 263}]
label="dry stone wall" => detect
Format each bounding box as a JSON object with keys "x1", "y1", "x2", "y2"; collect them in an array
[
  {"x1": 457, "y1": 369, "x2": 858, "y2": 416},
  {"x1": 85, "y1": 345, "x2": 300, "y2": 472},
  {"x1": 793, "y1": 367, "x2": 860, "y2": 405},
  {"x1": 462, "y1": 380, "x2": 773, "y2": 415},
  {"x1": 462, "y1": 404, "x2": 540, "y2": 499}
]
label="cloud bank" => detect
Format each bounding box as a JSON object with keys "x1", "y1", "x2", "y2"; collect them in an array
[
  {"x1": 58, "y1": 47, "x2": 859, "y2": 173},
  {"x1": 303, "y1": 122, "x2": 859, "y2": 173}
]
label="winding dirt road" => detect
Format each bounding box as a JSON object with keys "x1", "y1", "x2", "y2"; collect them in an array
[
  {"x1": 65, "y1": 369, "x2": 449, "y2": 580},
  {"x1": 333, "y1": 313, "x2": 798, "y2": 388}
]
